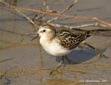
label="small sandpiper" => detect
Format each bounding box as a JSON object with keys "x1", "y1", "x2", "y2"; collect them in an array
[
  {"x1": 33, "y1": 24, "x2": 91, "y2": 71},
  {"x1": 36, "y1": 24, "x2": 91, "y2": 65}
]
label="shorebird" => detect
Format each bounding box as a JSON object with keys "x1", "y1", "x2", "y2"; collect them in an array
[
  {"x1": 34, "y1": 24, "x2": 91, "y2": 70},
  {"x1": 38, "y1": 24, "x2": 91, "y2": 54},
  {"x1": 31, "y1": 23, "x2": 109, "y2": 75}
]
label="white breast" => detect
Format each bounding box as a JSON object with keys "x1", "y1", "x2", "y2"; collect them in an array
[{"x1": 40, "y1": 38, "x2": 71, "y2": 56}]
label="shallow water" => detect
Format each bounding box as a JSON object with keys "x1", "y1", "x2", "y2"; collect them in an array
[{"x1": 0, "y1": 0, "x2": 111, "y2": 85}]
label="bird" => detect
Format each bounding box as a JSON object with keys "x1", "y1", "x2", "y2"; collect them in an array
[
  {"x1": 37, "y1": 24, "x2": 91, "y2": 55},
  {"x1": 35, "y1": 24, "x2": 91, "y2": 71}
]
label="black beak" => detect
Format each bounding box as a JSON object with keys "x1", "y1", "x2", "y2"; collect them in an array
[{"x1": 31, "y1": 34, "x2": 39, "y2": 41}]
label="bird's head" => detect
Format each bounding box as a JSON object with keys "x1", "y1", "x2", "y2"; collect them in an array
[{"x1": 37, "y1": 24, "x2": 56, "y2": 40}]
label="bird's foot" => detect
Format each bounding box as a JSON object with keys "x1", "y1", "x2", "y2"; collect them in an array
[
  {"x1": 49, "y1": 69, "x2": 62, "y2": 76},
  {"x1": 49, "y1": 61, "x2": 64, "y2": 75},
  {"x1": 98, "y1": 53, "x2": 109, "y2": 59}
]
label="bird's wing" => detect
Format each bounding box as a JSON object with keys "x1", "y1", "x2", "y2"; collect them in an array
[{"x1": 56, "y1": 29, "x2": 91, "y2": 50}]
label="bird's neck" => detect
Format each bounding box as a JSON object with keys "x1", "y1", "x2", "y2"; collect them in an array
[{"x1": 40, "y1": 33, "x2": 56, "y2": 43}]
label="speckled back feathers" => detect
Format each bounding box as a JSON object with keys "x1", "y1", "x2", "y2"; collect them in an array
[{"x1": 57, "y1": 29, "x2": 91, "y2": 50}]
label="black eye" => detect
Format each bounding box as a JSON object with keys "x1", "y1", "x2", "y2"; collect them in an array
[{"x1": 42, "y1": 30, "x2": 46, "y2": 32}]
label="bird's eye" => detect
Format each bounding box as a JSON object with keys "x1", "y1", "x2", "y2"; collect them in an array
[{"x1": 42, "y1": 30, "x2": 46, "y2": 32}]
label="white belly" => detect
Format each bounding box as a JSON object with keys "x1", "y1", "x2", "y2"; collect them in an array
[{"x1": 40, "y1": 39, "x2": 71, "y2": 56}]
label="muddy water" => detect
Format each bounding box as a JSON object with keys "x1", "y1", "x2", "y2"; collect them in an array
[{"x1": 0, "y1": 0, "x2": 111, "y2": 85}]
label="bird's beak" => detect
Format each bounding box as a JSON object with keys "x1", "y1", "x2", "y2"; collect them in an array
[{"x1": 31, "y1": 34, "x2": 39, "y2": 41}]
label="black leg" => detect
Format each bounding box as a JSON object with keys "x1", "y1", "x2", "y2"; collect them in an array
[
  {"x1": 49, "y1": 55, "x2": 79, "y2": 75},
  {"x1": 56, "y1": 56, "x2": 64, "y2": 70},
  {"x1": 49, "y1": 56, "x2": 64, "y2": 75}
]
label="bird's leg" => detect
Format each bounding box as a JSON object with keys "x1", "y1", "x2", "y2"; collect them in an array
[
  {"x1": 82, "y1": 41, "x2": 108, "y2": 58},
  {"x1": 56, "y1": 56, "x2": 64, "y2": 70},
  {"x1": 64, "y1": 55, "x2": 78, "y2": 64},
  {"x1": 55, "y1": 55, "x2": 78, "y2": 70},
  {"x1": 50, "y1": 56, "x2": 64, "y2": 75}
]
